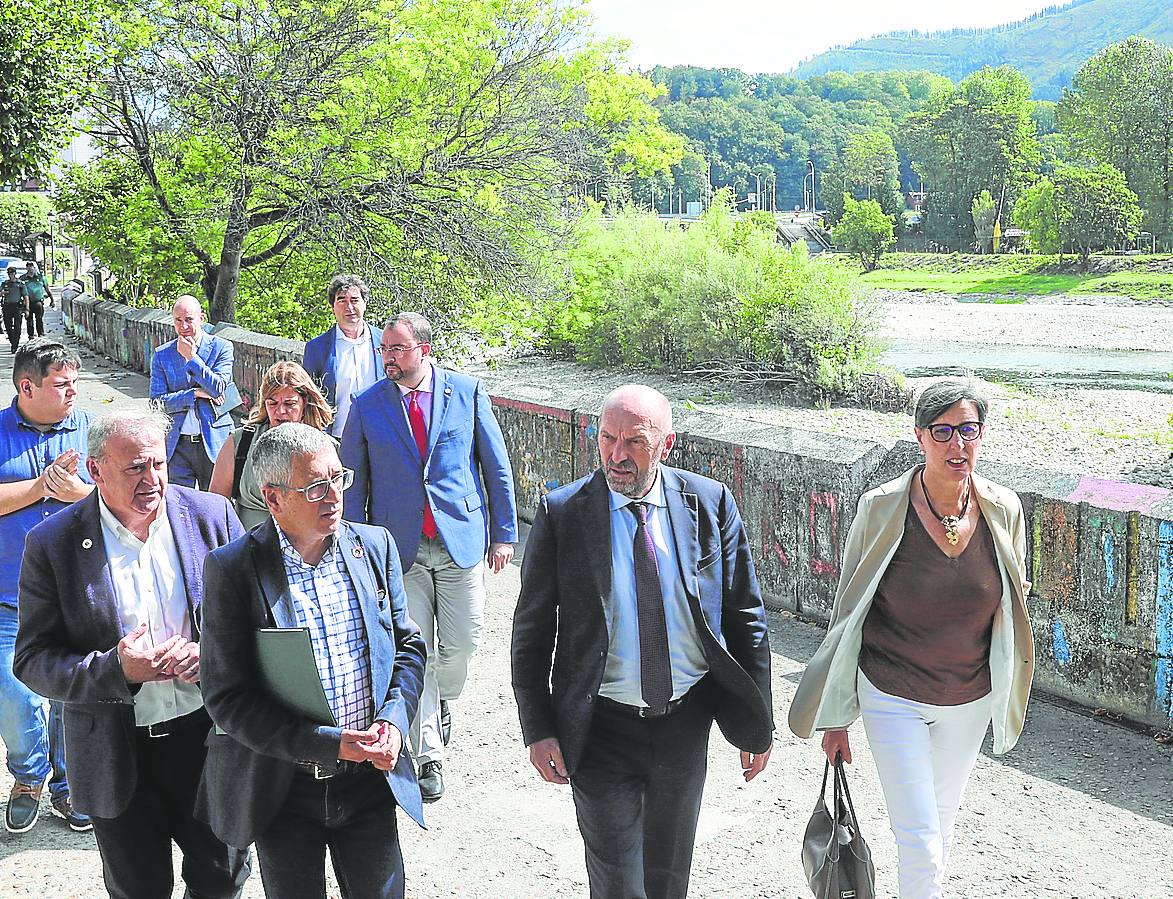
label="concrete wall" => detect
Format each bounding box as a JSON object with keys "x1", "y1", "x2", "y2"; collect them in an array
[{"x1": 63, "y1": 294, "x2": 1173, "y2": 731}]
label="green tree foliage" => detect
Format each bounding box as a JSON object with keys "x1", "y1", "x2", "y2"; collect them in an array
[
  {"x1": 1057, "y1": 37, "x2": 1173, "y2": 248},
  {"x1": 1012, "y1": 179, "x2": 1062, "y2": 253},
  {"x1": 1054, "y1": 163, "x2": 1142, "y2": 266},
  {"x1": 834, "y1": 196, "x2": 895, "y2": 271},
  {"x1": 0, "y1": 0, "x2": 103, "y2": 181},
  {"x1": 905, "y1": 67, "x2": 1040, "y2": 250},
  {"x1": 971, "y1": 190, "x2": 997, "y2": 253},
  {"x1": 0, "y1": 192, "x2": 49, "y2": 254},
  {"x1": 75, "y1": 0, "x2": 680, "y2": 324},
  {"x1": 547, "y1": 193, "x2": 880, "y2": 397}
]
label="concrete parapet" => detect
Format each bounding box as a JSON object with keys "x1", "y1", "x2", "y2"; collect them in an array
[{"x1": 61, "y1": 294, "x2": 1173, "y2": 731}]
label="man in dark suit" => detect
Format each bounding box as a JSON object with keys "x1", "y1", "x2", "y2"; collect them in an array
[
  {"x1": 14, "y1": 410, "x2": 251, "y2": 899},
  {"x1": 511, "y1": 384, "x2": 774, "y2": 899},
  {"x1": 302, "y1": 274, "x2": 383, "y2": 439},
  {"x1": 199, "y1": 423, "x2": 427, "y2": 899},
  {"x1": 341, "y1": 311, "x2": 517, "y2": 803},
  {"x1": 149, "y1": 295, "x2": 234, "y2": 489}
]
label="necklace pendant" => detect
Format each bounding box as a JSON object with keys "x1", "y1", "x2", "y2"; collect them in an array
[{"x1": 942, "y1": 516, "x2": 961, "y2": 546}]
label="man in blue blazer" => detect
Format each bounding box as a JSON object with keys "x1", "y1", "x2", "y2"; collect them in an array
[
  {"x1": 302, "y1": 274, "x2": 384, "y2": 438},
  {"x1": 341, "y1": 311, "x2": 517, "y2": 803},
  {"x1": 511, "y1": 385, "x2": 774, "y2": 899},
  {"x1": 14, "y1": 410, "x2": 251, "y2": 899},
  {"x1": 149, "y1": 295, "x2": 234, "y2": 489},
  {"x1": 198, "y1": 424, "x2": 426, "y2": 899}
]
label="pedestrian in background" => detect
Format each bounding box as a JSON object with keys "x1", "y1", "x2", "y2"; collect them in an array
[
  {"x1": 22, "y1": 262, "x2": 50, "y2": 339},
  {"x1": 3, "y1": 268, "x2": 27, "y2": 352},
  {"x1": 789, "y1": 379, "x2": 1035, "y2": 899}
]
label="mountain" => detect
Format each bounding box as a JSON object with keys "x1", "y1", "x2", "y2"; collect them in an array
[{"x1": 791, "y1": 0, "x2": 1173, "y2": 99}]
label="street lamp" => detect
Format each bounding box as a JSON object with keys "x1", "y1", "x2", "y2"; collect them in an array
[{"x1": 806, "y1": 160, "x2": 816, "y2": 213}]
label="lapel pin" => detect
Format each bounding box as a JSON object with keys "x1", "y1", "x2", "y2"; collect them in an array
[
  {"x1": 352, "y1": 545, "x2": 364, "y2": 559},
  {"x1": 82, "y1": 538, "x2": 93, "y2": 549}
]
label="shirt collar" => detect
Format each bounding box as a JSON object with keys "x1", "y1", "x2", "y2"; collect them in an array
[
  {"x1": 97, "y1": 492, "x2": 168, "y2": 548},
  {"x1": 396, "y1": 360, "x2": 434, "y2": 397},
  {"x1": 336, "y1": 323, "x2": 369, "y2": 346},
  {"x1": 10, "y1": 396, "x2": 81, "y2": 433},
  {"x1": 607, "y1": 468, "x2": 666, "y2": 512},
  {"x1": 277, "y1": 525, "x2": 339, "y2": 569}
]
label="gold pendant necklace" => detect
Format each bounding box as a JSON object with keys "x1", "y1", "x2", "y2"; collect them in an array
[{"x1": 920, "y1": 468, "x2": 970, "y2": 546}]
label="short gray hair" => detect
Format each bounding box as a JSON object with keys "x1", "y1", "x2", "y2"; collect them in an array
[
  {"x1": 251, "y1": 422, "x2": 338, "y2": 488},
  {"x1": 384, "y1": 311, "x2": 432, "y2": 345},
  {"x1": 89, "y1": 411, "x2": 172, "y2": 460},
  {"x1": 914, "y1": 378, "x2": 990, "y2": 428}
]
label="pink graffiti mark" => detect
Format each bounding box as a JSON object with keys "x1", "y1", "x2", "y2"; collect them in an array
[
  {"x1": 1067, "y1": 476, "x2": 1170, "y2": 515},
  {"x1": 761, "y1": 481, "x2": 790, "y2": 567},
  {"x1": 809, "y1": 490, "x2": 841, "y2": 578}
]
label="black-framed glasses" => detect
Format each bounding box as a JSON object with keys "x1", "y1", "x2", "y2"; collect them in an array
[
  {"x1": 379, "y1": 343, "x2": 423, "y2": 356},
  {"x1": 926, "y1": 421, "x2": 983, "y2": 443},
  {"x1": 282, "y1": 468, "x2": 354, "y2": 502}
]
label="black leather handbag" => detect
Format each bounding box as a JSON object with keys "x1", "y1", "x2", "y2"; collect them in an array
[{"x1": 801, "y1": 754, "x2": 876, "y2": 899}]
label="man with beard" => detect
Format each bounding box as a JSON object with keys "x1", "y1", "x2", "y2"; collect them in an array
[
  {"x1": 511, "y1": 384, "x2": 774, "y2": 899},
  {"x1": 341, "y1": 312, "x2": 516, "y2": 803}
]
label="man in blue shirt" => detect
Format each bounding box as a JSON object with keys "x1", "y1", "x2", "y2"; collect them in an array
[{"x1": 0, "y1": 338, "x2": 94, "y2": 834}]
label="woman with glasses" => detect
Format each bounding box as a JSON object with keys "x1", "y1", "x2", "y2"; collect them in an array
[
  {"x1": 789, "y1": 379, "x2": 1034, "y2": 899},
  {"x1": 209, "y1": 360, "x2": 335, "y2": 528}
]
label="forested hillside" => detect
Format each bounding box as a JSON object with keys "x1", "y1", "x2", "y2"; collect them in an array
[{"x1": 791, "y1": 0, "x2": 1173, "y2": 99}]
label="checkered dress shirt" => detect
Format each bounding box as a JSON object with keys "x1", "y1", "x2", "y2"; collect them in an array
[{"x1": 279, "y1": 528, "x2": 374, "y2": 731}]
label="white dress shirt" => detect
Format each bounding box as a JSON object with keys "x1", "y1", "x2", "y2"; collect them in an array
[
  {"x1": 332, "y1": 325, "x2": 377, "y2": 437},
  {"x1": 599, "y1": 470, "x2": 709, "y2": 706},
  {"x1": 395, "y1": 360, "x2": 434, "y2": 432},
  {"x1": 179, "y1": 332, "x2": 203, "y2": 436},
  {"x1": 98, "y1": 495, "x2": 203, "y2": 726}
]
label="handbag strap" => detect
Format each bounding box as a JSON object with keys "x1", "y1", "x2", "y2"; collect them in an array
[
  {"x1": 232, "y1": 426, "x2": 257, "y2": 501},
  {"x1": 833, "y1": 756, "x2": 863, "y2": 831}
]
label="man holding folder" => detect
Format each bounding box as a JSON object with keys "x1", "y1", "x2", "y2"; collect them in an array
[{"x1": 198, "y1": 423, "x2": 427, "y2": 899}]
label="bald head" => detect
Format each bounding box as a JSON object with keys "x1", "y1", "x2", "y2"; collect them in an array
[
  {"x1": 597, "y1": 384, "x2": 676, "y2": 499},
  {"x1": 171, "y1": 295, "x2": 204, "y2": 340}
]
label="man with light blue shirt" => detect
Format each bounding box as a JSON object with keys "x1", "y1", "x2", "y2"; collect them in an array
[
  {"x1": 0, "y1": 338, "x2": 93, "y2": 835},
  {"x1": 302, "y1": 275, "x2": 383, "y2": 438},
  {"x1": 511, "y1": 384, "x2": 774, "y2": 899}
]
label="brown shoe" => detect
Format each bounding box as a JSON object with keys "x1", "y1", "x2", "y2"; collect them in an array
[{"x1": 5, "y1": 782, "x2": 44, "y2": 834}]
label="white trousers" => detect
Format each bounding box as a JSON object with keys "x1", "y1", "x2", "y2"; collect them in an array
[
  {"x1": 403, "y1": 536, "x2": 486, "y2": 765},
  {"x1": 858, "y1": 671, "x2": 992, "y2": 899}
]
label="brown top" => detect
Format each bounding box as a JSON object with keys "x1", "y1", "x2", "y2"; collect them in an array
[{"x1": 859, "y1": 503, "x2": 1002, "y2": 705}]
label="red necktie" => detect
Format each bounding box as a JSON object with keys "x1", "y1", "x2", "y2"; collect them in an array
[{"x1": 408, "y1": 390, "x2": 438, "y2": 539}]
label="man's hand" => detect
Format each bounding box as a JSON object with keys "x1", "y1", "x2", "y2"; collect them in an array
[
  {"x1": 528, "y1": 737, "x2": 569, "y2": 785},
  {"x1": 740, "y1": 741, "x2": 773, "y2": 782},
  {"x1": 177, "y1": 334, "x2": 197, "y2": 361},
  {"x1": 42, "y1": 460, "x2": 90, "y2": 502},
  {"x1": 117, "y1": 625, "x2": 184, "y2": 684},
  {"x1": 821, "y1": 729, "x2": 852, "y2": 765},
  {"x1": 487, "y1": 541, "x2": 514, "y2": 574},
  {"x1": 157, "y1": 638, "x2": 201, "y2": 684},
  {"x1": 192, "y1": 388, "x2": 223, "y2": 405},
  {"x1": 338, "y1": 722, "x2": 401, "y2": 769},
  {"x1": 364, "y1": 720, "x2": 403, "y2": 771}
]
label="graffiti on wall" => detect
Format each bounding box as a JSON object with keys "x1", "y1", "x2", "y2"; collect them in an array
[{"x1": 808, "y1": 490, "x2": 840, "y2": 579}]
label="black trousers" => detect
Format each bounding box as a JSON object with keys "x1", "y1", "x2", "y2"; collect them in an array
[
  {"x1": 25, "y1": 301, "x2": 44, "y2": 337},
  {"x1": 3, "y1": 305, "x2": 23, "y2": 348},
  {"x1": 169, "y1": 436, "x2": 215, "y2": 489},
  {"x1": 570, "y1": 686, "x2": 715, "y2": 899},
  {"x1": 89, "y1": 709, "x2": 252, "y2": 899}
]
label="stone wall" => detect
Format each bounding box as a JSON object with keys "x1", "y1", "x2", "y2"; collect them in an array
[{"x1": 63, "y1": 294, "x2": 1173, "y2": 731}]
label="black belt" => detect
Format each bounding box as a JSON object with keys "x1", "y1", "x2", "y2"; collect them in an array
[
  {"x1": 138, "y1": 708, "x2": 209, "y2": 739},
  {"x1": 294, "y1": 760, "x2": 365, "y2": 781},
  {"x1": 596, "y1": 693, "x2": 691, "y2": 720},
  {"x1": 180, "y1": 434, "x2": 203, "y2": 443}
]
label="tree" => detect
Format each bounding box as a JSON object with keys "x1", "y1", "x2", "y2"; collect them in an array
[
  {"x1": 1012, "y1": 178, "x2": 1061, "y2": 254},
  {"x1": 906, "y1": 66, "x2": 1040, "y2": 250},
  {"x1": 834, "y1": 195, "x2": 894, "y2": 271},
  {"x1": 1054, "y1": 163, "x2": 1142, "y2": 267},
  {"x1": 971, "y1": 190, "x2": 997, "y2": 253},
  {"x1": 0, "y1": 0, "x2": 103, "y2": 180},
  {"x1": 1057, "y1": 37, "x2": 1173, "y2": 249},
  {"x1": 83, "y1": 0, "x2": 680, "y2": 323},
  {"x1": 0, "y1": 193, "x2": 49, "y2": 255},
  {"x1": 843, "y1": 129, "x2": 901, "y2": 207}
]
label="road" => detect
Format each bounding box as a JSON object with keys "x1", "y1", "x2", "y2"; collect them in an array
[{"x1": 1, "y1": 322, "x2": 1171, "y2": 897}]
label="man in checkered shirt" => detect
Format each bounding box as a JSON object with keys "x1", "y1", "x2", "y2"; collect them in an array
[{"x1": 198, "y1": 423, "x2": 427, "y2": 899}]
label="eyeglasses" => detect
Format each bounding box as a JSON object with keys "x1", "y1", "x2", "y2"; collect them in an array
[
  {"x1": 379, "y1": 343, "x2": 423, "y2": 356},
  {"x1": 280, "y1": 468, "x2": 354, "y2": 502},
  {"x1": 925, "y1": 421, "x2": 983, "y2": 443}
]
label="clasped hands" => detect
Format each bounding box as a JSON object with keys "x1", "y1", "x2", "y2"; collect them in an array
[
  {"x1": 117, "y1": 623, "x2": 201, "y2": 684},
  {"x1": 339, "y1": 720, "x2": 402, "y2": 771},
  {"x1": 40, "y1": 449, "x2": 88, "y2": 501}
]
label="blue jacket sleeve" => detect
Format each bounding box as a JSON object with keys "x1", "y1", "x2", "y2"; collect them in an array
[{"x1": 472, "y1": 380, "x2": 518, "y2": 545}]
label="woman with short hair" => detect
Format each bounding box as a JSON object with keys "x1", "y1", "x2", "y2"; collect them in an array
[
  {"x1": 789, "y1": 378, "x2": 1035, "y2": 899},
  {"x1": 208, "y1": 360, "x2": 334, "y2": 528}
]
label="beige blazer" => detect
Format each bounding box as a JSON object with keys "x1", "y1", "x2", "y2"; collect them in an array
[{"x1": 788, "y1": 467, "x2": 1035, "y2": 755}]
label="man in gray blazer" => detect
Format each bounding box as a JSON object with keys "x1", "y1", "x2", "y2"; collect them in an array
[
  {"x1": 198, "y1": 423, "x2": 427, "y2": 899},
  {"x1": 14, "y1": 410, "x2": 251, "y2": 899}
]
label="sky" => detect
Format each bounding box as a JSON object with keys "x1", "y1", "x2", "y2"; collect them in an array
[{"x1": 587, "y1": 0, "x2": 1064, "y2": 74}]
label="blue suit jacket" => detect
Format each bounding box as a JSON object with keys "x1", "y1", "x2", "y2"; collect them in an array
[
  {"x1": 149, "y1": 331, "x2": 234, "y2": 462},
  {"x1": 340, "y1": 365, "x2": 518, "y2": 570},
  {"x1": 197, "y1": 520, "x2": 427, "y2": 848},
  {"x1": 511, "y1": 467, "x2": 774, "y2": 775},
  {"x1": 13, "y1": 487, "x2": 244, "y2": 818},
  {"x1": 302, "y1": 323, "x2": 384, "y2": 412}
]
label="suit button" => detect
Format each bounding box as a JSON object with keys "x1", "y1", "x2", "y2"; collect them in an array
[{"x1": 586, "y1": 695, "x2": 593, "y2": 703}]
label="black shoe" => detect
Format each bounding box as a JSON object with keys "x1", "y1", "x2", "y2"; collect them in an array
[
  {"x1": 5, "y1": 782, "x2": 43, "y2": 834},
  {"x1": 419, "y1": 760, "x2": 444, "y2": 803},
  {"x1": 440, "y1": 700, "x2": 452, "y2": 746}
]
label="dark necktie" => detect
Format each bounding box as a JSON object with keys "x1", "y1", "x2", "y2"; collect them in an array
[
  {"x1": 407, "y1": 390, "x2": 438, "y2": 539},
  {"x1": 628, "y1": 502, "x2": 672, "y2": 712}
]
